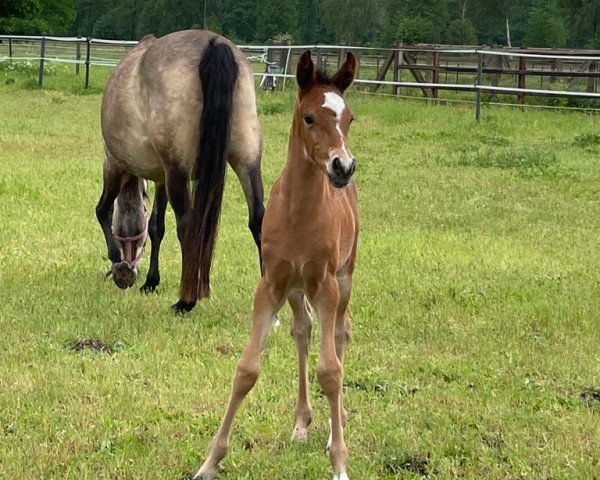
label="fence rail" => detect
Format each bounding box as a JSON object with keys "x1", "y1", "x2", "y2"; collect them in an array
[{"x1": 2, "y1": 35, "x2": 600, "y2": 119}]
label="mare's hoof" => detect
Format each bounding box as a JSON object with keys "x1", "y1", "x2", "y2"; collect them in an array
[
  {"x1": 171, "y1": 299, "x2": 196, "y2": 314},
  {"x1": 111, "y1": 261, "x2": 137, "y2": 289},
  {"x1": 140, "y1": 281, "x2": 158, "y2": 294}
]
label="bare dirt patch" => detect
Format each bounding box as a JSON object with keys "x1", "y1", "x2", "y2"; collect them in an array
[{"x1": 68, "y1": 338, "x2": 113, "y2": 354}]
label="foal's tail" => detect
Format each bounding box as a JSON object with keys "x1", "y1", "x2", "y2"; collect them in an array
[{"x1": 180, "y1": 38, "x2": 238, "y2": 302}]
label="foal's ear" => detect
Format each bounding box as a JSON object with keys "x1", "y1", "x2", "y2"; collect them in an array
[
  {"x1": 333, "y1": 52, "x2": 356, "y2": 94},
  {"x1": 297, "y1": 50, "x2": 315, "y2": 91}
]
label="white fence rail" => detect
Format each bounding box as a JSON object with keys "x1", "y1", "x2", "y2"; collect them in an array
[{"x1": 2, "y1": 35, "x2": 600, "y2": 119}]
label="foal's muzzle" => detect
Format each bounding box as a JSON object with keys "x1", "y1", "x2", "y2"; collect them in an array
[{"x1": 328, "y1": 156, "x2": 356, "y2": 188}]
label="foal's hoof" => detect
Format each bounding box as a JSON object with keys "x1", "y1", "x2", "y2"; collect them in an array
[
  {"x1": 192, "y1": 467, "x2": 218, "y2": 480},
  {"x1": 171, "y1": 299, "x2": 196, "y2": 314},
  {"x1": 291, "y1": 426, "x2": 309, "y2": 443},
  {"x1": 111, "y1": 261, "x2": 137, "y2": 289}
]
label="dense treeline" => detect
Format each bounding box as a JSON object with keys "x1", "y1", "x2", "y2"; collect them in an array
[{"x1": 2, "y1": 0, "x2": 600, "y2": 48}]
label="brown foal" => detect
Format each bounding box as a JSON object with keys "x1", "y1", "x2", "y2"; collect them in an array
[{"x1": 194, "y1": 51, "x2": 359, "y2": 480}]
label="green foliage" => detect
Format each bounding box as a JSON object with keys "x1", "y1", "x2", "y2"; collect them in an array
[
  {"x1": 447, "y1": 18, "x2": 478, "y2": 45},
  {"x1": 391, "y1": 0, "x2": 449, "y2": 44},
  {"x1": 524, "y1": 4, "x2": 568, "y2": 48},
  {"x1": 398, "y1": 15, "x2": 442, "y2": 44},
  {"x1": 255, "y1": 0, "x2": 298, "y2": 42},
  {"x1": 320, "y1": 0, "x2": 381, "y2": 45},
  {"x1": 4, "y1": 0, "x2": 600, "y2": 48},
  {"x1": 0, "y1": 0, "x2": 75, "y2": 34}
]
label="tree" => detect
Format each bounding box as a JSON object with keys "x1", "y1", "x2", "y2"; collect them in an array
[
  {"x1": 0, "y1": 0, "x2": 75, "y2": 34},
  {"x1": 320, "y1": 0, "x2": 381, "y2": 45},
  {"x1": 447, "y1": 18, "x2": 478, "y2": 44},
  {"x1": 470, "y1": 0, "x2": 528, "y2": 46},
  {"x1": 523, "y1": 3, "x2": 567, "y2": 47},
  {"x1": 397, "y1": 16, "x2": 440, "y2": 44},
  {"x1": 136, "y1": 0, "x2": 202, "y2": 38},
  {"x1": 384, "y1": 0, "x2": 449, "y2": 44},
  {"x1": 220, "y1": 0, "x2": 256, "y2": 42},
  {"x1": 559, "y1": 0, "x2": 600, "y2": 48},
  {"x1": 255, "y1": 0, "x2": 298, "y2": 42}
]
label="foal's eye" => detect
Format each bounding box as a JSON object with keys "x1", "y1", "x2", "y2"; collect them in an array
[{"x1": 303, "y1": 115, "x2": 314, "y2": 125}]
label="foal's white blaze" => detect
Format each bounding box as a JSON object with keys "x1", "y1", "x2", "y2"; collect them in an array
[
  {"x1": 323, "y1": 91, "x2": 346, "y2": 120},
  {"x1": 322, "y1": 92, "x2": 353, "y2": 171}
]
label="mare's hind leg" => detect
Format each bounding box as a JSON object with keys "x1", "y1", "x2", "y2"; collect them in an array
[
  {"x1": 289, "y1": 290, "x2": 313, "y2": 442},
  {"x1": 96, "y1": 155, "x2": 125, "y2": 265},
  {"x1": 194, "y1": 276, "x2": 288, "y2": 480},
  {"x1": 163, "y1": 166, "x2": 193, "y2": 313},
  {"x1": 230, "y1": 161, "x2": 265, "y2": 274},
  {"x1": 140, "y1": 183, "x2": 168, "y2": 293}
]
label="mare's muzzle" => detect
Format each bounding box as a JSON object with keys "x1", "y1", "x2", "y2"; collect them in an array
[
  {"x1": 110, "y1": 220, "x2": 148, "y2": 289},
  {"x1": 111, "y1": 260, "x2": 139, "y2": 289}
]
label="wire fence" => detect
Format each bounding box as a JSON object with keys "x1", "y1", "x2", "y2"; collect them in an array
[{"x1": 2, "y1": 34, "x2": 600, "y2": 119}]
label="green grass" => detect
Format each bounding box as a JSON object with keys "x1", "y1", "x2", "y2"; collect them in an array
[{"x1": 1, "y1": 74, "x2": 600, "y2": 480}]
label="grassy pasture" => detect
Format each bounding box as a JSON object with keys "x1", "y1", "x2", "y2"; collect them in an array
[{"x1": 1, "y1": 70, "x2": 600, "y2": 480}]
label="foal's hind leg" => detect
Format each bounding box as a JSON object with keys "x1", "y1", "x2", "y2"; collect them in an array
[
  {"x1": 140, "y1": 183, "x2": 168, "y2": 293},
  {"x1": 230, "y1": 161, "x2": 265, "y2": 274},
  {"x1": 289, "y1": 290, "x2": 313, "y2": 442},
  {"x1": 96, "y1": 155, "x2": 125, "y2": 265},
  {"x1": 194, "y1": 277, "x2": 287, "y2": 480},
  {"x1": 327, "y1": 271, "x2": 353, "y2": 450}
]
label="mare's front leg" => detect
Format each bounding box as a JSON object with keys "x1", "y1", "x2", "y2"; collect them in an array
[
  {"x1": 95, "y1": 155, "x2": 124, "y2": 266},
  {"x1": 140, "y1": 183, "x2": 168, "y2": 293},
  {"x1": 194, "y1": 276, "x2": 287, "y2": 479},
  {"x1": 163, "y1": 167, "x2": 193, "y2": 313},
  {"x1": 310, "y1": 274, "x2": 350, "y2": 480}
]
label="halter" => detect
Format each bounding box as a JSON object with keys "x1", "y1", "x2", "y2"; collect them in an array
[{"x1": 113, "y1": 218, "x2": 149, "y2": 265}]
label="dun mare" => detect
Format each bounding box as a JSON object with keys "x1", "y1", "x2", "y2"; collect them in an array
[
  {"x1": 96, "y1": 30, "x2": 264, "y2": 312},
  {"x1": 194, "y1": 51, "x2": 359, "y2": 480}
]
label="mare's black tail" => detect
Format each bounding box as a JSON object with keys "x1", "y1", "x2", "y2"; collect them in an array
[{"x1": 180, "y1": 38, "x2": 238, "y2": 302}]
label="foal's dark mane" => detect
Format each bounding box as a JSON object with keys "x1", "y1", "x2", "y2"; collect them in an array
[
  {"x1": 312, "y1": 67, "x2": 354, "y2": 93},
  {"x1": 315, "y1": 69, "x2": 333, "y2": 85}
]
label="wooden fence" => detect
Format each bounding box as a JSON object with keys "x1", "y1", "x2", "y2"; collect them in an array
[{"x1": 2, "y1": 35, "x2": 600, "y2": 118}]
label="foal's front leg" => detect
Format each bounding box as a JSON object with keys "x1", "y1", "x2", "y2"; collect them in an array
[
  {"x1": 194, "y1": 278, "x2": 286, "y2": 480},
  {"x1": 311, "y1": 275, "x2": 350, "y2": 480}
]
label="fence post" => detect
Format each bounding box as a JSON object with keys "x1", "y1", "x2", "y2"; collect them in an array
[
  {"x1": 85, "y1": 37, "x2": 91, "y2": 88},
  {"x1": 393, "y1": 43, "x2": 402, "y2": 96},
  {"x1": 282, "y1": 46, "x2": 292, "y2": 91},
  {"x1": 587, "y1": 61, "x2": 597, "y2": 93},
  {"x1": 517, "y1": 52, "x2": 526, "y2": 104},
  {"x1": 76, "y1": 37, "x2": 81, "y2": 75},
  {"x1": 475, "y1": 51, "x2": 483, "y2": 121},
  {"x1": 8, "y1": 37, "x2": 13, "y2": 62},
  {"x1": 316, "y1": 47, "x2": 322, "y2": 69},
  {"x1": 432, "y1": 51, "x2": 440, "y2": 98},
  {"x1": 38, "y1": 34, "x2": 46, "y2": 87}
]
